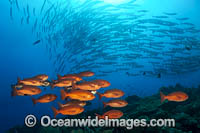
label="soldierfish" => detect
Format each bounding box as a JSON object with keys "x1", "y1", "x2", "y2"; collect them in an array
[
  {"x1": 60, "y1": 89, "x2": 95, "y2": 101},
  {"x1": 72, "y1": 81, "x2": 101, "y2": 91},
  {"x1": 95, "y1": 110, "x2": 123, "y2": 119},
  {"x1": 160, "y1": 91, "x2": 188, "y2": 103},
  {"x1": 91, "y1": 79, "x2": 111, "y2": 88},
  {"x1": 97, "y1": 89, "x2": 124, "y2": 100},
  {"x1": 57, "y1": 74, "x2": 82, "y2": 81},
  {"x1": 51, "y1": 79, "x2": 75, "y2": 89},
  {"x1": 12, "y1": 85, "x2": 41, "y2": 96},
  {"x1": 17, "y1": 77, "x2": 46, "y2": 86},
  {"x1": 77, "y1": 71, "x2": 94, "y2": 77},
  {"x1": 32, "y1": 94, "x2": 57, "y2": 105},
  {"x1": 103, "y1": 99, "x2": 128, "y2": 108},
  {"x1": 57, "y1": 100, "x2": 86, "y2": 108},
  {"x1": 52, "y1": 105, "x2": 84, "y2": 118}
]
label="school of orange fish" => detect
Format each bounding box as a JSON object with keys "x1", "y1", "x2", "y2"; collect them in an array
[{"x1": 11, "y1": 71, "x2": 189, "y2": 119}]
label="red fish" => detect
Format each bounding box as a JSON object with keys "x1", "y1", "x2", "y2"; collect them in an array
[
  {"x1": 32, "y1": 94, "x2": 57, "y2": 105},
  {"x1": 52, "y1": 105, "x2": 84, "y2": 117},
  {"x1": 97, "y1": 89, "x2": 124, "y2": 100},
  {"x1": 95, "y1": 110, "x2": 123, "y2": 119},
  {"x1": 160, "y1": 91, "x2": 188, "y2": 103}
]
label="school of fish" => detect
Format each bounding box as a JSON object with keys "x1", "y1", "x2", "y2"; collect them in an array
[
  {"x1": 8, "y1": 0, "x2": 200, "y2": 79},
  {"x1": 11, "y1": 71, "x2": 189, "y2": 118},
  {"x1": 11, "y1": 72, "x2": 129, "y2": 118}
]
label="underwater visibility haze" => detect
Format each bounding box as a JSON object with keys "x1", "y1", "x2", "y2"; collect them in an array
[{"x1": 0, "y1": 0, "x2": 200, "y2": 132}]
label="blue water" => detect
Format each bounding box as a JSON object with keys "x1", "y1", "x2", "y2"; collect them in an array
[{"x1": 0, "y1": 0, "x2": 200, "y2": 132}]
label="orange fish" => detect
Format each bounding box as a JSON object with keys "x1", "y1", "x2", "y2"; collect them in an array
[
  {"x1": 33, "y1": 74, "x2": 48, "y2": 81},
  {"x1": 57, "y1": 74, "x2": 82, "y2": 82},
  {"x1": 57, "y1": 100, "x2": 86, "y2": 108},
  {"x1": 97, "y1": 89, "x2": 124, "y2": 100},
  {"x1": 91, "y1": 79, "x2": 111, "y2": 88},
  {"x1": 103, "y1": 99, "x2": 128, "y2": 108},
  {"x1": 17, "y1": 77, "x2": 46, "y2": 86},
  {"x1": 51, "y1": 79, "x2": 75, "y2": 89},
  {"x1": 160, "y1": 91, "x2": 188, "y2": 103},
  {"x1": 72, "y1": 81, "x2": 101, "y2": 91},
  {"x1": 32, "y1": 94, "x2": 57, "y2": 105},
  {"x1": 77, "y1": 71, "x2": 94, "y2": 77},
  {"x1": 12, "y1": 85, "x2": 41, "y2": 96},
  {"x1": 60, "y1": 89, "x2": 95, "y2": 101},
  {"x1": 95, "y1": 110, "x2": 123, "y2": 119},
  {"x1": 52, "y1": 104, "x2": 84, "y2": 117}
]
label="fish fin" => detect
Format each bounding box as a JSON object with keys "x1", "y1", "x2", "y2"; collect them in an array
[
  {"x1": 102, "y1": 102, "x2": 107, "y2": 108},
  {"x1": 17, "y1": 77, "x2": 21, "y2": 83},
  {"x1": 51, "y1": 106, "x2": 59, "y2": 118},
  {"x1": 57, "y1": 102, "x2": 63, "y2": 109},
  {"x1": 95, "y1": 113, "x2": 102, "y2": 119},
  {"x1": 160, "y1": 91, "x2": 166, "y2": 103},
  {"x1": 72, "y1": 82, "x2": 76, "y2": 89},
  {"x1": 60, "y1": 89, "x2": 67, "y2": 100},
  {"x1": 11, "y1": 84, "x2": 15, "y2": 89},
  {"x1": 57, "y1": 74, "x2": 62, "y2": 79},
  {"x1": 32, "y1": 97, "x2": 37, "y2": 105},
  {"x1": 50, "y1": 83, "x2": 54, "y2": 89},
  {"x1": 11, "y1": 87, "x2": 18, "y2": 97},
  {"x1": 97, "y1": 92, "x2": 103, "y2": 100}
]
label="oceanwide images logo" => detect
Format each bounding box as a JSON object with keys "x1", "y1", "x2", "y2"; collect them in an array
[{"x1": 25, "y1": 115, "x2": 175, "y2": 129}]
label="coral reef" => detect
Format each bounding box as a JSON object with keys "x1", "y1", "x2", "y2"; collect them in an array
[{"x1": 7, "y1": 84, "x2": 200, "y2": 133}]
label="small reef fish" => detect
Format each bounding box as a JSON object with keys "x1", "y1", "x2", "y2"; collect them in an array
[
  {"x1": 160, "y1": 91, "x2": 189, "y2": 103},
  {"x1": 77, "y1": 71, "x2": 94, "y2": 77},
  {"x1": 97, "y1": 89, "x2": 124, "y2": 100},
  {"x1": 60, "y1": 89, "x2": 95, "y2": 101},
  {"x1": 17, "y1": 77, "x2": 46, "y2": 86},
  {"x1": 51, "y1": 79, "x2": 75, "y2": 89},
  {"x1": 52, "y1": 104, "x2": 84, "y2": 117},
  {"x1": 72, "y1": 81, "x2": 101, "y2": 91},
  {"x1": 32, "y1": 94, "x2": 57, "y2": 105},
  {"x1": 12, "y1": 85, "x2": 41, "y2": 96},
  {"x1": 95, "y1": 110, "x2": 123, "y2": 119},
  {"x1": 57, "y1": 74, "x2": 82, "y2": 81},
  {"x1": 57, "y1": 100, "x2": 86, "y2": 108},
  {"x1": 103, "y1": 99, "x2": 128, "y2": 108},
  {"x1": 91, "y1": 79, "x2": 111, "y2": 88}
]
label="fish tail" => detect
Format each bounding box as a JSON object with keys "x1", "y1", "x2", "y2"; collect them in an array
[
  {"x1": 32, "y1": 97, "x2": 37, "y2": 105},
  {"x1": 60, "y1": 89, "x2": 67, "y2": 100},
  {"x1": 160, "y1": 91, "x2": 166, "y2": 103},
  {"x1": 97, "y1": 92, "x2": 103, "y2": 100},
  {"x1": 11, "y1": 87, "x2": 18, "y2": 97},
  {"x1": 17, "y1": 77, "x2": 21, "y2": 83},
  {"x1": 50, "y1": 83, "x2": 54, "y2": 89},
  {"x1": 72, "y1": 82, "x2": 76, "y2": 89},
  {"x1": 51, "y1": 106, "x2": 59, "y2": 118},
  {"x1": 57, "y1": 74, "x2": 62, "y2": 79},
  {"x1": 57, "y1": 102, "x2": 63, "y2": 109},
  {"x1": 102, "y1": 102, "x2": 107, "y2": 108}
]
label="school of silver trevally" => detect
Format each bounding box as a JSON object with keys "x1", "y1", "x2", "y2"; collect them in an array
[{"x1": 9, "y1": 0, "x2": 200, "y2": 78}]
